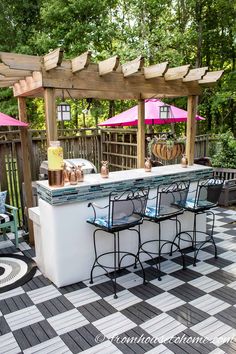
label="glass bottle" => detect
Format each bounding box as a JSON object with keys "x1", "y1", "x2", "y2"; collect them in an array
[
  {"x1": 69, "y1": 166, "x2": 77, "y2": 185},
  {"x1": 47, "y1": 141, "x2": 64, "y2": 187},
  {"x1": 101, "y1": 161, "x2": 109, "y2": 178},
  {"x1": 181, "y1": 154, "x2": 188, "y2": 168},
  {"x1": 144, "y1": 157, "x2": 152, "y2": 172},
  {"x1": 76, "y1": 165, "x2": 84, "y2": 182}
]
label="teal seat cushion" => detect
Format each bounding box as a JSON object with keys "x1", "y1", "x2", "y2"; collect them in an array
[
  {"x1": 87, "y1": 213, "x2": 141, "y2": 229},
  {"x1": 0, "y1": 191, "x2": 7, "y2": 214}
]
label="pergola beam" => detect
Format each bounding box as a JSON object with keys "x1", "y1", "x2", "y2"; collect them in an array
[
  {"x1": 144, "y1": 62, "x2": 168, "y2": 79},
  {"x1": 0, "y1": 63, "x2": 32, "y2": 77},
  {"x1": 0, "y1": 52, "x2": 42, "y2": 71},
  {"x1": 122, "y1": 56, "x2": 144, "y2": 77},
  {"x1": 199, "y1": 70, "x2": 224, "y2": 85},
  {"x1": 183, "y1": 67, "x2": 208, "y2": 82},
  {"x1": 98, "y1": 55, "x2": 119, "y2": 76},
  {"x1": 165, "y1": 64, "x2": 190, "y2": 81},
  {"x1": 43, "y1": 48, "x2": 64, "y2": 71},
  {"x1": 71, "y1": 51, "x2": 91, "y2": 73}
]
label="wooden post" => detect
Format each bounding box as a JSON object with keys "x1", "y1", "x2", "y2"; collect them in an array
[
  {"x1": 186, "y1": 95, "x2": 198, "y2": 165},
  {"x1": 18, "y1": 97, "x2": 34, "y2": 245},
  {"x1": 137, "y1": 99, "x2": 145, "y2": 168},
  {"x1": 44, "y1": 88, "x2": 57, "y2": 146}
]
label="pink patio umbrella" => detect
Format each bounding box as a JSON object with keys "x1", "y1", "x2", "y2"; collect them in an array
[
  {"x1": 0, "y1": 112, "x2": 28, "y2": 127},
  {"x1": 98, "y1": 99, "x2": 204, "y2": 126}
]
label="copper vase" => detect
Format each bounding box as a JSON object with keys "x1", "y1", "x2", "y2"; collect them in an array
[{"x1": 101, "y1": 161, "x2": 109, "y2": 178}]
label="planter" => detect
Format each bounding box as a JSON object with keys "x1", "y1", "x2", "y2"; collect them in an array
[
  {"x1": 213, "y1": 168, "x2": 236, "y2": 207},
  {"x1": 152, "y1": 142, "x2": 185, "y2": 161}
]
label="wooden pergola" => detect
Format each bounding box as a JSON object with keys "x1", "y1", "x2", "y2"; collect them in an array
[{"x1": 0, "y1": 48, "x2": 223, "y2": 244}]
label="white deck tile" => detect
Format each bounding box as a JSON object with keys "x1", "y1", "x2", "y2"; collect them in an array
[
  {"x1": 93, "y1": 312, "x2": 136, "y2": 338},
  {"x1": 188, "y1": 262, "x2": 218, "y2": 275},
  {"x1": 5, "y1": 305, "x2": 44, "y2": 331},
  {"x1": 219, "y1": 251, "x2": 236, "y2": 262},
  {"x1": 146, "y1": 344, "x2": 174, "y2": 353},
  {"x1": 0, "y1": 333, "x2": 21, "y2": 354},
  {"x1": 81, "y1": 341, "x2": 123, "y2": 354},
  {"x1": 140, "y1": 313, "x2": 186, "y2": 340},
  {"x1": 159, "y1": 260, "x2": 182, "y2": 274},
  {"x1": 27, "y1": 285, "x2": 61, "y2": 304},
  {"x1": 150, "y1": 275, "x2": 184, "y2": 291},
  {"x1": 146, "y1": 292, "x2": 185, "y2": 312},
  {"x1": 104, "y1": 289, "x2": 142, "y2": 311},
  {"x1": 189, "y1": 294, "x2": 231, "y2": 315},
  {"x1": 23, "y1": 336, "x2": 71, "y2": 354},
  {"x1": 191, "y1": 316, "x2": 236, "y2": 346},
  {"x1": 216, "y1": 240, "x2": 236, "y2": 251},
  {"x1": 47, "y1": 308, "x2": 89, "y2": 335},
  {"x1": 65, "y1": 287, "x2": 101, "y2": 307},
  {"x1": 115, "y1": 273, "x2": 144, "y2": 288},
  {"x1": 189, "y1": 276, "x2": 224, "y2": 293},
  {"x1": 0, "y1": 287, "x2": 25, "y2": 300},
  {"x1": 83, "y1": 274, "x2": 110, "y2": 287},
  {"x1": 187, "y1": 250, "x2": 213, "y2": 261}
]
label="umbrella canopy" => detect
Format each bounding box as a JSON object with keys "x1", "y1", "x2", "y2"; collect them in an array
[
  {"x1": 98, "y1": 99, "x2": 204, "y2": 127},
  {"x1": 0, "y1": 112, "x2": 28, "y2": 127}
]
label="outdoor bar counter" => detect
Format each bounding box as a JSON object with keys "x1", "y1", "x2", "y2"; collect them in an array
[{"x1": 29, "y1": 164, "x2": 213, "y2": 287}]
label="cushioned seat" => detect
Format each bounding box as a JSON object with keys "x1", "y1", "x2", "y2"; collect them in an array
[
  {"x1": 87, "y1": 188, "x2": 149, "y2": 299},
  {"x1": 172, "y1": 177, "x2": 224, "y2": 265}
]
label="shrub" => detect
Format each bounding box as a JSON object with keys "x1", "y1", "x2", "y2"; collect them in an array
[{"x1": 211, "y1": 130, "x2": 236, "y2": 169}]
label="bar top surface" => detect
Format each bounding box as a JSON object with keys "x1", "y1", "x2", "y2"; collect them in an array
[{"x1": 37, "y1": 164, "x2": 213, "y2": 205}]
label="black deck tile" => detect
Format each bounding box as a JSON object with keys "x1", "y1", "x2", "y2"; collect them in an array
[
  {"x1": 60, "y1": 324, "x2": 101, "y2": 353},
  {"x1": 90, "y1": 280, "x2": 125, "y2": 297},
  {"x1": 205, "y1": 256, "x2": 233, "y2": 268},
  {"x1": 165, "y1": 328, "x2": 216, "y2": 354},
  {"x1": 0, "y1": 316, "x2": 11, "y2": 335},
  {"x1": 169, "y1": 283, "x2": 205, "y2": 302},
  {"x1": 22, "y1": 274, "x2": 52, "y2": 291},
  {"x1": 134, "y1": 266, "x2": 165, "y2": 281},
  {"x1": 145, "y1": 255, "x2": 166, "y2": 266},
  {"x1": 172, "y1": 255, "x2": 200, "y2": 267},
  {"x1": 215, "y1": 306, "x2": 236, "y2": 327},
  {"x1": 113, "y1": 326, "x2": 158, "y2": 354},
  {"x1": 202, "y1": 245, "x2": 226, "y2": 255},
  {"x1": 220, "y1": 337, "x2": 236, "y2": 354},
  {"x1": 222, "y1": 229, "x2": 236, "y2": 236},
  {"x1": 167, "y1": 303, "x2": 210, "y2": 327},
  {"x1": 210, "y1": 286, "x2": 236, "y2": 305},
  {"x1": 13, "y1": 320, "x2": 57, "y2": 350},
  {"x1": 121, "y1": 301, "x2": 162, "y2": 325},
  {"x1": 0, "y1": 293, "x2": 34, "y2": 315},
  {"x1": 78, "y1": 299, "x2": 117, "y2": 322},
  {"x1": 58, "y1": 281, "x2": 87, "y2": 294},
  {"x1": 129, "y1": 282, "x2": 164, "y2": 300},
  {"x1": 37, "y1": 295, "x2": 75, "y2": 318},
  {"x1": 207, "y1": 269, "x2": 236, "y2": 285},
  {"x1": 171, "y1": 268, "x2": 201, "y2": 282},
  {"x1": 22, "y1": 248, "x2": 36, "y2": 258}
]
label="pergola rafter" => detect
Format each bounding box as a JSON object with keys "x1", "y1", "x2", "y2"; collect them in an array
[{"x1": 0, "y1": 48, "x2": 224, "y2": 246}]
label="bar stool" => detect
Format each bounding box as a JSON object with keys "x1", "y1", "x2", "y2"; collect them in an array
[
  {"x1": 87, "y1": 188, "x2": 149, "y2": 298},
  {"x1": 171, "y1": 177, "x2": 224, "y2": 266},
  {"x1": 138, "y1": 181, "x2": 190, "y2": 280}
]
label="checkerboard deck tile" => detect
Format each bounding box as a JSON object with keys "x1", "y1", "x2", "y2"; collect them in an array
[{"x1": 1, "y1": 207, "x2": 236, "y2": 353}]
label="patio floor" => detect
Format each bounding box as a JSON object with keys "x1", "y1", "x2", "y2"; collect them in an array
[{"x1": 1, "y1": 207, "x2": 236, "y2": 354}]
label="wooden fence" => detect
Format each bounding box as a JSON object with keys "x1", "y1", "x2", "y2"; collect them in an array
[
  {"x1": 101, "y1": 129, "x2": 213, "y2": 170},
  {"x1": 0, "y1": 127, "x2": 215, "y2": 226},
  {"x1": 0, "y1": 128, "x2": 101, "y2": 226}
]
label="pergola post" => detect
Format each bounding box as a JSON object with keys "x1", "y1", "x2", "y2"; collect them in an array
[
  {"x1": 137, "y1": 99, "x2": 145, "y2": 168},
  {"x1": 44, "y1": 88, "x2": 57, "y2": 146},
  {"x1": 186, "y1": 95, "x2": 198, "y2": 165},
  {"x1": 18, "y1": 97, "x2": 34, "y2": 245}
]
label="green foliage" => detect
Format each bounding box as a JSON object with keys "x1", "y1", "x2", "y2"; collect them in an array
[
  {"x1": 211, "y1": 130, "x2": 236, "y2": 169},
  {"x1": 0, "y1": 0, "x2": 235, "y2": 132}
]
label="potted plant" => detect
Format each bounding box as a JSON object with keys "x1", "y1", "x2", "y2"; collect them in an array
[{"x1": 147, "y1": 133, "x2": 186, "y2": 161}]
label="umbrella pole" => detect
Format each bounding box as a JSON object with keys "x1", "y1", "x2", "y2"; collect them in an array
[
  {"x1": 137, "y1": 99, "x2": 145, "y2": 168},
  {"x1": 18, "y1": 97, "x2": 34, "y2": 245}
]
